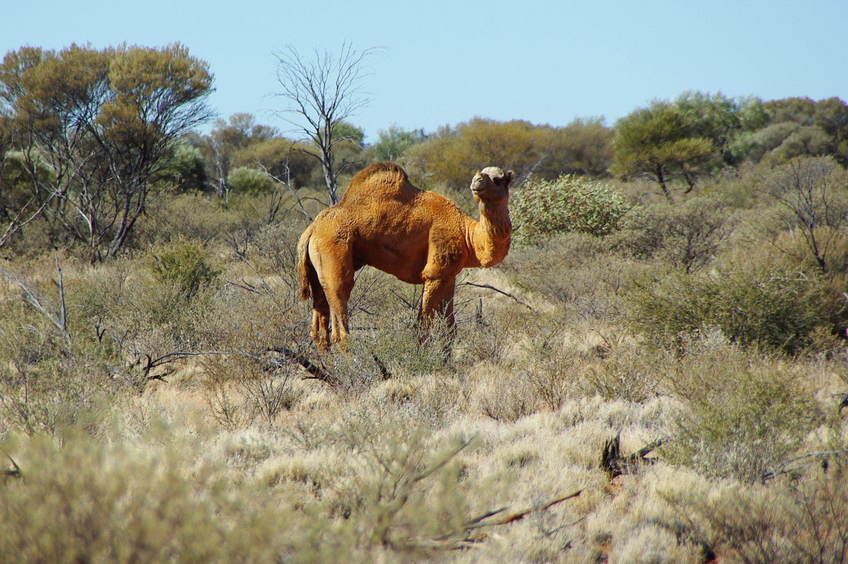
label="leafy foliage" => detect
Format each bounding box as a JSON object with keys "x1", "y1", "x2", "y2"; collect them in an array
[
  {"x1": 226, "y1": 166, "x2": 275, "y2": 194},
  {"x1": 611, "y1": 195, "x2": 734, "y2": 271},
  {"x1": 403, "y1": 117, "x2": 613, "y2": 190},
  {"x1": 0, "y1": 43, "x2": 213, "y2": 260},
  {"x1": 627, "y1": 256, "x2": 840, "y2": 354},
  {"x1": 661, "y1": 345, "x2": 821, "y2": 482},
  {"x1": 612, "y1": 101, "x2": 716, "y2": 199},
  {"x1": 511, "y1": 175, "x2": 631, "y2": 244},
  {"x1": 147, "y1": 238, "x2": 219, "y2": 299}
]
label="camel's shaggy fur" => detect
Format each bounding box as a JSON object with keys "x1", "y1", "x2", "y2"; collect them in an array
[{"x1": 297, "y1": 162, "x2": 513, "y2": 350}]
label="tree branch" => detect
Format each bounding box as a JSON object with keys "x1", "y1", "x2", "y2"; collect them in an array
[{"x1": 458, "y1": 281, "x2": 534, "y2": 310}]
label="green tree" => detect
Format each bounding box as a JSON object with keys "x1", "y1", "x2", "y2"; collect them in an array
[
  {"x1": 674, "y1": 91, "x2": 742, "y2": 164},
  {"x1": 188, "y1": 113, "x2": 277, "y2": 196},
  {"x1": 374, "y1": 125, "x2": 427, "y2": 162},
  {"x1": 231, "y1": 137, "x2": 317, "y2": 189},
  {"x1": 764, "y1": 97, "x2": 817, "y2": 125},
  {"x1": 612, "y1": 101, "x2": 715, "y2": 201},
  {"x1": 0, "y1": 43, "x2": 213, "y2": 260},
  {"x1": 402, "y1": 118, "x2": 542, "y2": 190},
  {"x1": 534, "y1": 118, "x2": 614, "y2": 178},
  {"x1": 153, "y1": 141, "x2": 208, "y2": 192},
  {"x1": 226, "y1": 166, "x2": 275, "y2": 194},
  {"x1": 814, "y1": 97, "x2": 848, "y2": 164}
]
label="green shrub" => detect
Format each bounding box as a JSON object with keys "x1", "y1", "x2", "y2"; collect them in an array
[
  {"x1": 0, "y1": 432, "x2": 293, "y2": 562},
  {"x1": 502, "y1": 231, "x2": 641, "y2": 321},
  {"x1": 139, "y1": 192, "x2": 241, "y2": 245},
  {"x1": 662, "y1": 351, "x2": 820, "y2": 481},
  {"x1": 511, "y1": 175, "x2": 631, "y2": 244},
  {"x1": 657, "y1": 465, "x2": 848, "y2": 561},
  {"x1": 628, "y1": 256, "x2": 838, "y2": 354},
  {"x1": 611, "y1": 195, "x2": 735, "y2": 272},
  {"x1": 147, "y1": 238, "x2": 219, "y2": 299},
  {"x1": 227, "y1": 166, "x2": 275, "y2": 194}
]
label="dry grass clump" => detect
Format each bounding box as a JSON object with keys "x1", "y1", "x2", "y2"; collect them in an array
[
  {"x1": 653, "y1": 464, "x2": 848, "y2": 563},
  {"x1": 502, "y1": 232, "x2": 635, "y2": 322},
  {"x1": 0, "y1": 431, "x2": 296, "y2": 562}
]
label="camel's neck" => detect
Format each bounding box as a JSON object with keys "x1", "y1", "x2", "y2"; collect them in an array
[{"x1": 466, "y1": 200, "x2": 512, "y2": 268}]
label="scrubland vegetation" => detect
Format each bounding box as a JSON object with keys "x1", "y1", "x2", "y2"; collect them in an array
[{"x1": 2, "y1": 43, "x2": 848, "y2": 562}]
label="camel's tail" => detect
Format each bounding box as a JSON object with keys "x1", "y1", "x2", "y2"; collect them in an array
[{"x1": 296, "y1": 222, "x2": 316, "y2": 301}]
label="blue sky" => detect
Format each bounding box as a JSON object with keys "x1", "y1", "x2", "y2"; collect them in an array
[{"x1": 2, "y1": 0, "x2": 846, "y2": 141}]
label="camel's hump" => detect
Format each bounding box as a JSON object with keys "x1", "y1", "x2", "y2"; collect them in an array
[
  {"x1": 341, "y1": 162, "x2": 417, "y2": 204},
  {"x1": 350, "y1": 162, "x2": 409, "y2": 185}
]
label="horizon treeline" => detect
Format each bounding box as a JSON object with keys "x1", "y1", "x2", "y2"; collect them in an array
[{"x1": 1, "y1": 43, "x2": 847, "y2": 260}]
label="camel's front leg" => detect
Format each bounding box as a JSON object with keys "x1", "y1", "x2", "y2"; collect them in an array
[{"x1": 419, "y1": 277, "x2": 457, "y2": 343}]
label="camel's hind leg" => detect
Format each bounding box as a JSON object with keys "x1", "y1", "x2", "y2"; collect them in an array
[
  {"x1": 308, "y1": 237, "x2": 355, "y2": 351},
  {"x1": 310, "y1": 288, "x2": 331, "y2": 352}
]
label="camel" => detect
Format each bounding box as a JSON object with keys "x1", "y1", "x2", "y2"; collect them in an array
[{"x1": 297, "y1": 162, "x2": 514, "y2": 351}]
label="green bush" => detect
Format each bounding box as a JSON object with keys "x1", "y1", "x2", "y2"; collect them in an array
[
  {"x1": 511, "y1": 175, "x2": 631, "y2": 244},
  {"x1": 147, "y1": 238, "x2": 219, "y2": 299},
  {"x1": 611, "y1": 195, "x2": 735, "y2": 272},
  {"x1": 627, "y1": 255, "x2": 838, "y2": 354},
  {"x1": 0, "y1": 432, "x2": 293, "y2": 562},
  {"x1": 139, "y1": 192, "x2": 242, "y2": 245},
  {"x1": 662, "y1": 352, "x2": 820, "y2": 482},
  {"x1": 227, "y1": 166, "x2": 275, "y2": 194}
]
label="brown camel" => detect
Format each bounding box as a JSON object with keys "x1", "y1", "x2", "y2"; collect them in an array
[{"x1": 297, "y1": 162, "x2": 513, "y2": 351}]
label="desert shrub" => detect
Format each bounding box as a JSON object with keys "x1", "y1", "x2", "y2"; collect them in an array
[
  {"x1": 0, "y1": 432, "x2": 298, "y2": 562},
  {"x1": 729, "y1": 121, "x2": 799, "y2": 163},
  {"x1": 147, "y1": 238, "x2": 219, "y2": 299},
  {"x1": 502, "y1": 232, "x2": 636, "y2": 321},
  {"x1": 333, "y1": 425, "x2": 477, "y2": 553},
  {"x1": 659, "y1": 468, "x2": 848, "y2": 562},
  {"x1": 251, "y1": 219, "x2": 308, "y2": 277},
  {"x1": 139, "y1": 192, "x2": 242, "y2": 245},
  {"x1": 511, "y1": 175, "x2": 631, "y2": 244},
  {"x1": 579, "y1": 340, "x2": 669, "y2": 403},
  {"x1": 764, "y1": 156, "x2": 848, "y2": 272},
  {"x1": 0, "y1": 268, "x2": 122, "y2": 436},
  {"x1": 227, "y1": 166, "x2": 275, "y2": 194},
  {"x1": 627, "y1": 252, "x2": 839, "y2": 354},
  {"x1": 204, "y1": 355, "x2": 303, "y2": 427},
  {"x1": 611, "y1": 195, "x2": 735, "y2": 271},
  {"x1": 660, "y1": 342, "x2": 821, "y2": 482},
  {"x1": 0, "y1": 308, "x2": 116, "y2": 436}
]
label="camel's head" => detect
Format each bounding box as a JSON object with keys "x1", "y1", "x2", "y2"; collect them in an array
[{"x1": 470, "y1": 167, "x2": 513, "y2": 205}]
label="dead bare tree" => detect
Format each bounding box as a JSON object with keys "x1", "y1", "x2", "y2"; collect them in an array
[
  {"x1": 768, "y1": 156, "x2": 848, "y2": 272},
  {"x1": 0, "y1": 258, "x2": 72, "y2": 348},
  {"x1": 273, "y1": 42, "x2": 377, "y2": 204}
]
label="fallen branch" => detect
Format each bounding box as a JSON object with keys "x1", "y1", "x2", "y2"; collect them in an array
[
  {"x1": 473, "y1": 490, "x2": 583, "y2": 527},
  {"x1": 458, "y1": 281, "x2": 533, "y2": 310},
  {"x1": 267, "y1": 346, "x2": 338, "y2": 387},
  {"x1": 434, "y1": 489, "x2": 582, "y2": 542},
  {"x1": 130, "y1": 347, "x2": 338, "y2": 390},
  {"x1": 600, "y1": 434, "x2": 666, "y2": 478},
  {"x1": 0, "y1": 261, "x2": 72, "y2": 347},
  {"x1": 762, "y1": 449, "x2": 848, "y2": 482}
]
